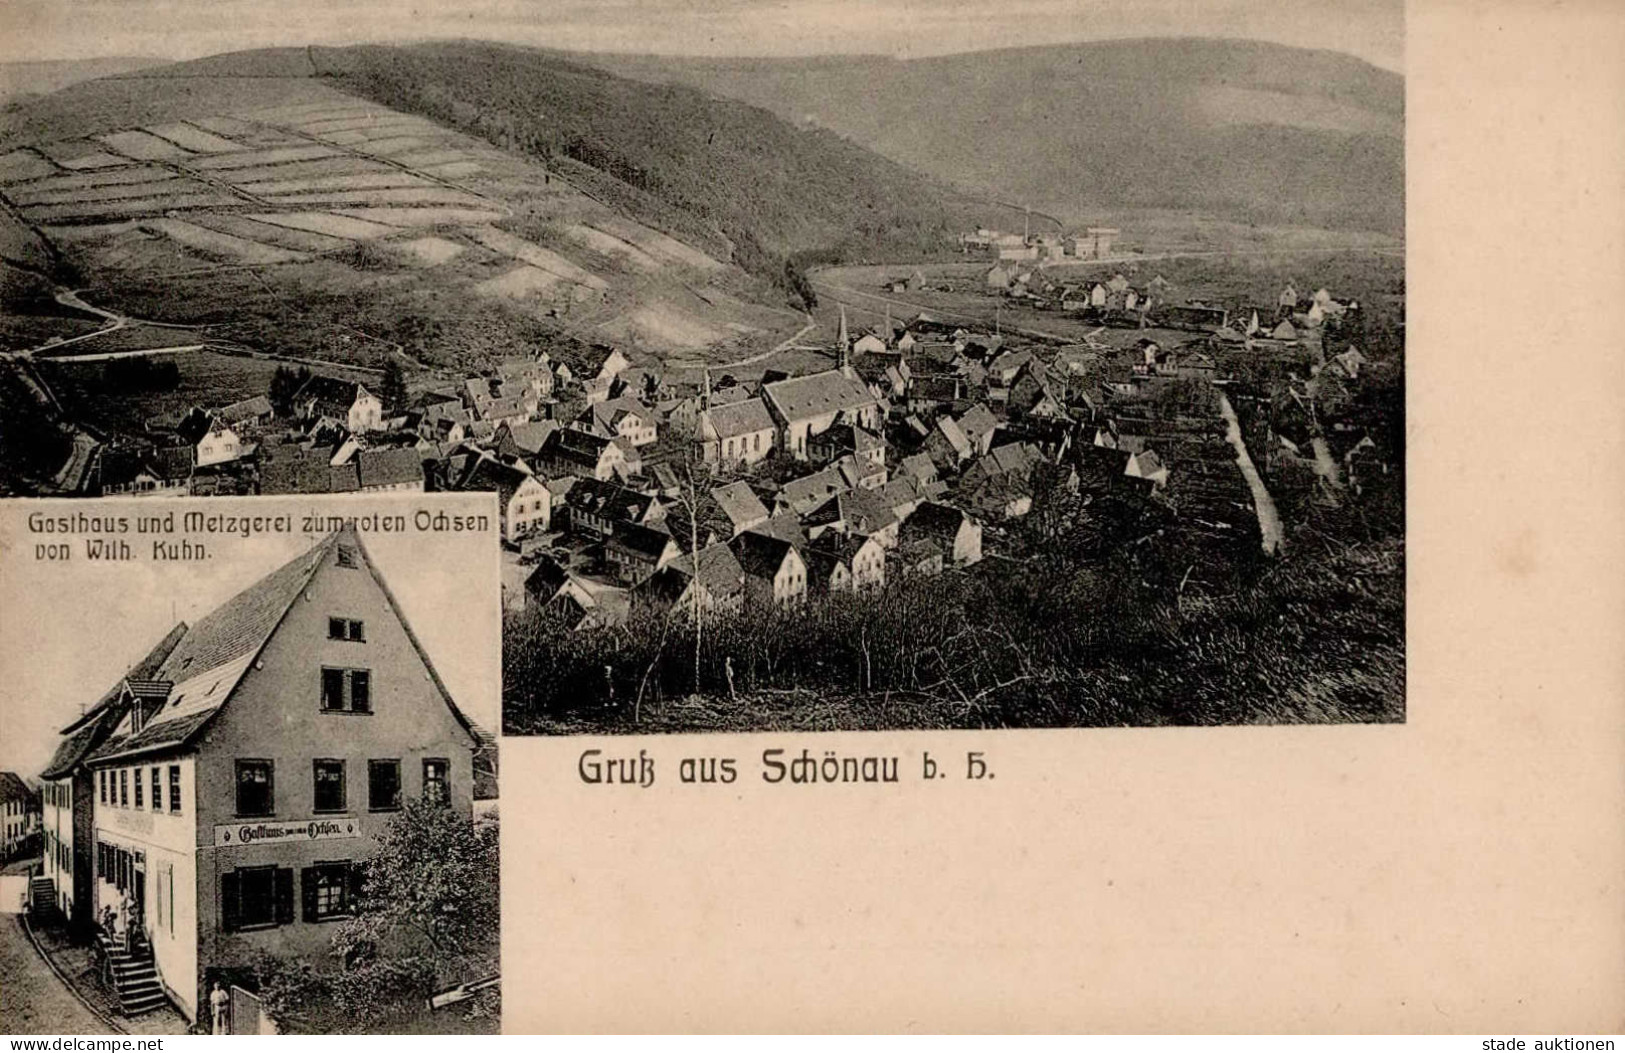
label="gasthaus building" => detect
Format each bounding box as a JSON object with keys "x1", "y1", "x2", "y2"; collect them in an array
[{"x1": 58, "y1": 528, "x2": 483, "y2": 1023}]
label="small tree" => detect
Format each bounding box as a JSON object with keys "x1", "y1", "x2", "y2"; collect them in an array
[
  {"x1": 379, "y1": 358, "x2": 408, "y2": 415},
  {"x1": 260, "y1": 800, "x2": 499, "y2": 1032},
  {"x1": 336, "y1": 798, "x2": 499, "y2": 968}
]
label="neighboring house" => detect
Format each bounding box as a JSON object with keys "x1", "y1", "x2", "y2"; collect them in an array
[
  {"x1": 709, "y1": 480, "x2": 770, "y2": 536},
  {"x1": 214, "y1": 396, "x2": 275, "y2": 433},
  {"x1": 637, "y1": 543, "x2": 747, "y2": 617},
  {"x1": 694, "y1": 397, "x2": 777, "y2": 466},
  {"x1": 454, "y1": 456, "x2": 553, "y2": 540},
  {"x1": 605, "y1": 522, "x2": 680, "y2": 585},
  {"x1": 355, "y1": 447, "x2": 425, "y2": 492},
  {"x1": 292, "y1": 376, "x2": 384, "y2": 433},
  {"x1": 175, "y1": 410, "x2": 242, "y2": 468},
  {"x1": 540, "y1": 428, "x2": 637, "y2": 481},
  {"x1": 956, "y1": 404, "x2": 998, "y2": 457},
  {"x1": 548, "y1": 342, "x2": 629, "y2": 399},
  {"x1": 574, "y1": 397, "x2": 658, "y2": 447},
  {"x1": 1125, "y1": 449, "x2": 1170, "y2": 488},
  {"x1": 39, "y1": 625, "x2": 188, "y2": 934},
  {"x1": 900, "y1": 502, "x2": 984, "y2": 567},
  {"x1": 763, "y1": 370, "x2": 883, "y2": 459},
  {"x1": 807, "y1": 533, "x2": 887, "y2": 592},
  {"x1": 98, "y1": 448, "x2": 190, "y2": 497},
  {"x1": 730, "y1": 531, "x2": 808, "y2": 607},
  {"x1": 76, "y1": 530, "x2": 483, "y2": 1026},
  {"x1": 258, "y1": 443, "x2": 336, "y2": 496},
  {"x1": 924, "y1": 415, "x2": 973, "y2": 472},
  {"x1": 2, "y1": 770, "x2": 40, "y2": 859},
  {"x1": 492, "y1": 420, "x2": 559, "y2": 465},
  {"x1": 774, "y1": 465, "x2": 851, "y2": 518},
  {"x1": 562, "y1": 477, "x2": 664, "y2": 539}
]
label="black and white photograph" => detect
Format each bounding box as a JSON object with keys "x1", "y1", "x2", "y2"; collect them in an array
[
  {"x1": 0, "y1": 495, "x2": 500, "y2": 1034},
  {"x1": 0, "y1": 0, "x2": 1404, "y2": 739}
]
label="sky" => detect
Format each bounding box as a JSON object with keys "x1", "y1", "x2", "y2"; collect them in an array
[
  {"x1": 0, "y1": 495, "x2": 501, "y2": 780},
  {"x1": 1, "y1": 0, "x2": 1404, "y2": 71}
]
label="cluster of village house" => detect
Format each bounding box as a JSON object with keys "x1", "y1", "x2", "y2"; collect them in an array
[
  {"x1": 89, "y1": 276, "x2": 1382, "y2": 628},
  {"x1": 3, "y1": 769, "x2": 42, "y2": 860},
  {"x1": 958, "y1": 225, "x2": 1120, "y2": 262},
  {"x1": 30, "y1": 529, "x2": 496, "y2": 1028}
]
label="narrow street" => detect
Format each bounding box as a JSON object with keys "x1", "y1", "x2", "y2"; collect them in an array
[
  {"x1": 0, "y1": 917, "x2": 111, "y2": 1035},
  {"x1": 1217, "y1": 390, "x2": 1284, "y2": 556}
]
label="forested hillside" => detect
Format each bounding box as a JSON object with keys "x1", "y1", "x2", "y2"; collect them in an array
[{"x1": 310, "y1": 42, "x2": 978, "y2": 277}]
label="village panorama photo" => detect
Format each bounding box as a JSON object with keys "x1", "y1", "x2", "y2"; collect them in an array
[
  {"x1": 0, "y1": 0, "x2": 1403, "y2": 737},
  {"x1": 0, "y1": 495, "x2": 501, "y2": 1034}
]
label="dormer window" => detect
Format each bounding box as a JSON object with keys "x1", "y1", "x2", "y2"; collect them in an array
[{"x1": 336, "y1": 545, "x2": 358, "y2": 569}]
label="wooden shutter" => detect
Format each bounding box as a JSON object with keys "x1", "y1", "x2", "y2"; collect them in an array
[
  {"x1": 275, "y1": 868, "x2": 294, "y2": 925},
  {"x1": 348, "y1": 861, "x2": 366, "y2": 910},
  {"x1": 221, "y1": 871, "x2": 241, "y2": 932},
  {"x1": 301, "y1": 867, "x2": 318, "y2": 923}
]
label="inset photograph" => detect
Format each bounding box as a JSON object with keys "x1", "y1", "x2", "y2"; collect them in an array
[{"x1": 2, "y1": 494, "x2": 499, "y2": 1034}]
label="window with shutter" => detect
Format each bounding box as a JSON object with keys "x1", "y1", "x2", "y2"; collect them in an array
[{"x1": 275, "y1": 868, "x2": 294, "y2": 925}]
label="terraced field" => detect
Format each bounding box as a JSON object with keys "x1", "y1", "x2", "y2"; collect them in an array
[{"x1": 1, "y1": 81, "x2": 792, "y2": 360}]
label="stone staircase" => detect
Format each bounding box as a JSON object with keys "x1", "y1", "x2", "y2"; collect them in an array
[
  {"x1": 100, "y1": 931, "x2": 168, "y2": 1017},
  {"x1": 27, "y1": 876, "x2": 59, "y2": 925}
]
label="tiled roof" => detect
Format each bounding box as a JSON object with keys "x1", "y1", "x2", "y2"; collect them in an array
[
  {"x1": 0, "y1": 771, "x2": 35, "y2": 806},
  {"x1": 665, "y1": 542, "x2": 745, "y2": 596},
  {"x1": 85, "y1": 537, "x2": 329, "y2": 763},
  {"x1": 296, "y1": 374, "x2": 368, "y2": 408},
  {"x1": 763, "y1": 370, "x2": 875, "y2": 424},
  {"x1": 698, "y1": 396, "x2": 775, "y2": 441},
  {"x1": 216, "y1": 395, "x2": 273, "y2": 424},
  {"x1": 777, "y1": 465, "x2": 850, "y2": 515},
  {"x1": 151, "y1": 537, "x2": 333, "y2": 689},
  {"x1": 710, "y1": 481, "x2": 769, "y2": 532},
  {"x1": 564, "y1": 477, "x2": 656, "y2": 523},
  {"x1": 731, "y1": 530, "x2": 798, "y2": 581},
  {"x1": 357, "y1": 447, "x2": 424, "y2": 488},
  {"x1": 607, "y1": 521, "x2": 675, "y2": 560}
]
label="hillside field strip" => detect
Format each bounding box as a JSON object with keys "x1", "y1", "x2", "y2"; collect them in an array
[{"x1": 0, "y1": 80, "x2": 795, "y2": 359}]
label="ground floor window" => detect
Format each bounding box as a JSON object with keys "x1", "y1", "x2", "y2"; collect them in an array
[
  {"x1": 301, "y1": 862, "x2": 359, "y2": 922},
  {"x1": 423, "y1": 758, "x2": 450, "y2": 806},
  {"x1": 221, "y1": 866, "x2": 293, "y2": 931}
]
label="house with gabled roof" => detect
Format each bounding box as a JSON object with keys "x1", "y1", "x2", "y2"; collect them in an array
[
  {"x1": 562, "y1": 477, "x2": 664, "y2": 540},
  {"x1": 637, "y1": 542, "x2": 747, "y2": 618},
  {"x1": 40, "y1": 625, "x2": 188, "y2": 937},
  {"x1": 291, "y1": 376, "x2": 384, "y2": 434},
  {"x1": 709, "y1": 480, "x2": 770, "y2": 536},
  {"x1": 214, "y1": 396, "x2": 275, "y2": 432},
  {"x1": 695, "y1": 397, "x2": 776, "y2": 466},
  {"x1": 762, "y1": 369, "x2": 883, "y2": 460},
  {"x1": 175, "y1": 409, "x2": 243, "y2": 469},
  {"x1": 605, "y1": 523, "x2": 680, "y2": 585},
  {"x1": 355, "y1": 447, "x2": 425, "y2": 492},
  {"x1": 573, "y1": 396, "x2": 657, "y2": 447},
  {"x1": 72, "y1": 530, "x2": 483, "y2": 1025},
  {"x1": 729, "y1": 531, "x2": 807, "y2": 607},
  {"x1": 3, "y1": 770, "x2": 41, "y2": 861},
  {"x1": 901, "y1": 502, "x2": 983, "y2": 566},
  {"x1": 540, "y1": 427, "x2": 637, "y2": 482},
  {"x1": 452, "y1": 456, "x2": 552, "y2": 540}
]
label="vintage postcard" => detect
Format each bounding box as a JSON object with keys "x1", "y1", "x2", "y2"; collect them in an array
[
  {"x1": 1, "y1": 0, "x2": 1621, "y2": 1037},
  {"x1": 0, "y1": 494, "x2": 500, "y2": 1034}
]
